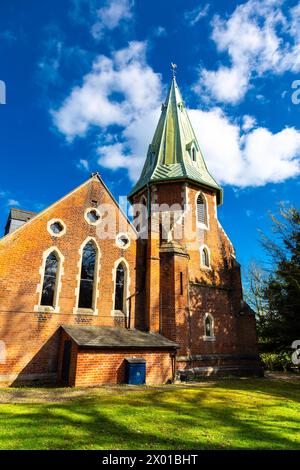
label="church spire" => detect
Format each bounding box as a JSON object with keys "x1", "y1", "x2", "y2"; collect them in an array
[{"x1": 128, "y1": 73, "x2": 223, "y2": 204}]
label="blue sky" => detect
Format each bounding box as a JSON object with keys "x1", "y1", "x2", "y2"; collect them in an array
[{"x1": 0, "y1": 0, "x2": 299, "y2": 274}]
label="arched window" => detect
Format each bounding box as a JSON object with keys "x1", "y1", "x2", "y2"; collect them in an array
[
  {"x1": 78, "y1": 240, "x2": 97, "y2": 309},
  {"x1": 204, "y1": 314, "x2": 214, "y2": 338},
  {"x1": 196, "y1": 194, "x2": 207, "y2": 226},
  {"x1": 192, "y1": 147, "x2": 196, "y2": 162},
  {"x1": 201, "y1": 247, "x2": 210, "y2": 267},
  {"x1": 41, "y1": 252, "x2": 59, "y2": 307},
  {"x1": 114, "y1": 262, "x2": 127, "y2": 312}
]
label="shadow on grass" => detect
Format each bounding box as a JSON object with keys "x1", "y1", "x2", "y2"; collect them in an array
[{"x1": 0, "y1": 379, "x2": 299, "y2": 450}]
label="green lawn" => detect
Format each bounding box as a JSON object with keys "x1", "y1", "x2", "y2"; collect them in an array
[{"x1": 0, "y1": 378, "x2": 299, "y2": 450}]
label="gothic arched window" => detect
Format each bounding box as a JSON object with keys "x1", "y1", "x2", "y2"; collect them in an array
[
  {"x1": 78, "y1": 240, "x2": 97, "y2": 309},
  {"x1": 41, "y1": 252, "x2": 59, "y2": 307},
  {"x1": 204, "y1": 314, "x2": 214, "y2": 338},
  {"x1": 196, "y1": 194, "x2": 207, "y2": 226},
  {"x1": 201, "y1": 247, "x2": 210, "y2": 267},
  {"x1": 114, "y1": 262, "x2": 127, "y2": 312}
]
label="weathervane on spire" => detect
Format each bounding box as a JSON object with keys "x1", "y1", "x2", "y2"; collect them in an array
[{"x1": 171, "y1": 62, "x2": 177, "y2": 78}]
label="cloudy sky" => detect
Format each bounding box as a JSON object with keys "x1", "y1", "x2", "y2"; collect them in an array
[{"x1": 0, "y1": 0, "x2": 299, "y2": 271}]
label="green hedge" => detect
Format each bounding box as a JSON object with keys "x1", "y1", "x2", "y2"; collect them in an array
[{"x1": 260, "y1": 351, "x2": 292, "y2": 371}]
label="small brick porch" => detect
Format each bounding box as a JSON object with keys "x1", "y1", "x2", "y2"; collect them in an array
[{"x1": 57, "y1": 326, "x2": 179, "y2": 387}]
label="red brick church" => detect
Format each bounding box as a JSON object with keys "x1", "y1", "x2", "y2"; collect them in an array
[{"x1": 0, "y1": 77, "x2": 262, "y2": 387}]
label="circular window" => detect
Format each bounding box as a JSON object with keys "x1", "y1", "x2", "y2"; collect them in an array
[
  {"x1": 116, "y1": 233, "x2": 130, "y2": 249},
  {"x1": 85, "y1": 208, "x2": 101, "y2": 225},
  {"x1": 50, "y1": 222, "x2": 63, "y2": 234},
  {"x1": 47, "y1": 219, "x2": 66, "y2": 237}
]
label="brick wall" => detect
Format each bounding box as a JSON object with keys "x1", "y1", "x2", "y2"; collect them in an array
[
  {"x1": 133, "y1": 181, "x2": 260, "y2": 371},
  {"x1": 0, "y1": 176, "x2": 140, "y2": 384},
  {"x1": 70, "y1": 348, "x2": 173, "y2": 386},
  {"x1": 0, "y1": 174, "x2": 261, "y2": 386}
]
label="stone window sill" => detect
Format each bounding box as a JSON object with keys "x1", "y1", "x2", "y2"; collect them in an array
[
  {"x1": 203, "y1": 336, "x2": 216, "y2": 342},
  {"x1": 75, "y1": 308, "x2": 98, "y2": 316},
  {"x1": 34, "y1": 305, "x2": 60, "y2": 314},
  {"x1": 111, "y1": 310, "x2": 128, "y2": 317}
]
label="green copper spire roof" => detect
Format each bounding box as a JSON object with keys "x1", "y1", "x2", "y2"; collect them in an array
[{"x1": 128, "y1": 76, "x2": 223, "y2": 204}]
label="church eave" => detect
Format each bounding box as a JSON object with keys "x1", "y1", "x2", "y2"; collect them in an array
[{"x1": 128, "y1": 176, "x2": 223, "y2": 205}]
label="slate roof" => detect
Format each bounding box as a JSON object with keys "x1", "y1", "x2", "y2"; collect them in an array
[
  {"x1": 9, "y1": 208, "x2": 36, "y2": 222},
  {"x1": 62, "y1": 325, "x2": 179, "y2": 350},
  {"x1": 128, "y1": 77, "x2": 223, "y2": 204}
]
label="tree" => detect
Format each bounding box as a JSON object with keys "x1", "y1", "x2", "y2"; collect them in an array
[{"x1": 247, "y1": 204, "x2": 300, "y2": 352}]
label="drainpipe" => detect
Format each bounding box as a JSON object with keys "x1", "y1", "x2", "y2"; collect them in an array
[{"x1": 186, "y1": 259, "x2": 193, "y2": 365}]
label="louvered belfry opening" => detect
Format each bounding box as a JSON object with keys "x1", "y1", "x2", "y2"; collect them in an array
[{"x1": 197, "y1": 194, "x2": 206, "y2": 225}]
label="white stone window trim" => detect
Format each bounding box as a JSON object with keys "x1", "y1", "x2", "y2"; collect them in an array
[
  {"x1": 195, "y1": 191, "x2": 209, "y2": 230},
  {"x1": 47, "y1": 219, "x2": 67, "y2": 238},
  {"x1": 111, "y1": 257, "x2": 130, "y2": 317},
  {"x1": 115, "y1": 232, "x2": 131, "y2": 250},
  {"x1": 200, "y1": 244, "x2": 211, "y2": 270},
  {"x1": 34, "y1": 246, "x2": 65, "y2": 314},
  {"x1": 73, "y1": 237, "x2": 101, "y2": 316},
  {"x1": 84, "y1": 207, "x2": 102, "y2": 226},
  {"x1": 202, "y1": 313, "x2": 216, "y2": 341}
]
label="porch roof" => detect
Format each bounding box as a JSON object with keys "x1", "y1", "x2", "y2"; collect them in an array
[{"x1": 62, "y1": 326, "x2": 179, "y2": 350}]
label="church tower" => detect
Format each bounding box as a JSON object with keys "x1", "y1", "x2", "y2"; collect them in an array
[{"x1": 128, "y1": 74, "x2": 262, "y2": 377}]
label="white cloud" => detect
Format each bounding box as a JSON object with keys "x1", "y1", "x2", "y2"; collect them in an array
[
  {"x1": 52, "y1": 41, "x2": 162, "y2": 140},
  {"x1": 153, "y1": 26, "x2": 167, "y2": 37},
  {"x1": 92, "y1": 0, "x2": 134, "y2": 39},
  {"x1": 242, "y1": 115, "x2": 257, "y2": 131},
  {"x1": 97, "y1": 108, "x2": 160, "y2": 181},
  {"x1": 77, "y1": 159, "x2": 90, "y2": 172},
  {"x1": 53, "y1": 41, "x2": 300, "y2": 189},
  {"x1": 184, "y1": 3, "x2": 210, "y2": 26},
  {"x1": 6, "y1": 199, "x2": 20, "y2": 207},
  {"x1": 189, "y1": 107, "x2": 300, "y2": 187},
  {"x1": 53, "y1": 41, "x2": 162, "y2": 181},
  {"x1": 0, "y1": 30, "x2": 17, "y2": 44},
  {"x1": 196, "y1": 0, "x2": 300, "y2": 103},
  {"x1": 0, "y1": 191, "x2": 20, "y2": 208}
]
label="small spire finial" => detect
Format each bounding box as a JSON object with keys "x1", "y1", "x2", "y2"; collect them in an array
[{"x1": 171, "y1": 62, "x2": 177, "y2": 78}]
